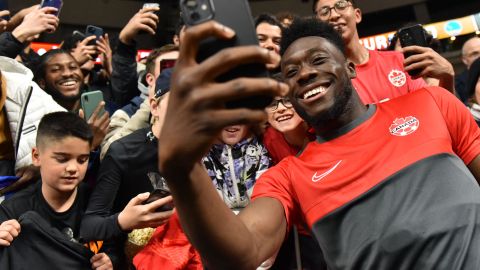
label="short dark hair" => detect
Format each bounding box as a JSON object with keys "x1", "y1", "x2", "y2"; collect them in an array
[
  {"x1": 34, "y1": 49, "x2": 76, "y2": 82},
  {"x1": 254, "y1": 13, "x2": 283, "y2": 29},
  {"x1": 37, "y1": 112, "x2": 93, "y2": 148},
  {"x1": 280, "y1": 17, "x2": 345, "y2": 56},
  {"x1": 145, "y1": 44, "x2": 179, "y2": 75},
  {"x1": 312, "y1": 0, "x2": 356, "y2": 13}
]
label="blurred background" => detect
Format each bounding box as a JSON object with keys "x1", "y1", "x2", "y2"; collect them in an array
[{"x1": 2, "y1": 0, "x2": 480, "y2": 73}]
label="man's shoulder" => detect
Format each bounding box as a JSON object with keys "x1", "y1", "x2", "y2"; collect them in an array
[{"x1": 110, "y1": 127, "x2": 150, "y2": 151}]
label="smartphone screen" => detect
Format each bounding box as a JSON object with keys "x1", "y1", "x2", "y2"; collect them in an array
[
  {"x1": 180, "y1": 0, "x2": 272, "y2": 110},
  {"x1": 160, "y1": 59, "x2": 176, "y2": 71},
  {"x1": 40, "y1": 0, "x2": 63, "y2": 16},
  {"x1": 143, "y1": 3, "x2": 160, "y2": 9}
]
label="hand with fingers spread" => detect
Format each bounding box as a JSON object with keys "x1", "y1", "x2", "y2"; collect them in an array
[
  {"x1": 12, "y1": 6, "x2": 59, "y2": 43},
  {"x1": 71, "y1": 36, "x2": 98, "y2": 66},
  {"x1": 96, "y1": 34, "x2": 113, "y2": 77},
  {"x1": 119, "y1": 7, "x2": 159, "y2": 45},
  {"x1": 158, "y1": 21, "x2": 288, "y2": 176},
  {"x1": 90, "y1": 252, "x2": 113, "y2": 270},
  {"x1": 0, "y1": 219, "x2": 21, "y2": 247},
  {"x1": 79, "y1": 102, "x2": 110, "y2": 150},
  {"x1": 402, "y1": 46, "x2": 455, "y2": 92},
  {"x1": 117, "y1": 192, "x2": 174, "y2": 231}
]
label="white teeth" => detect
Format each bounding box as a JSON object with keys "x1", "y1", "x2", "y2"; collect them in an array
[
  {"x1": 303, "y1": 87, "x2": 326, "y2": 99},
  {"x1": 61, "y1": 80, "x2": 77, "y2": 86},
  {"x1": 276, "y1": 115, "x2": 292, "y2": 122}
]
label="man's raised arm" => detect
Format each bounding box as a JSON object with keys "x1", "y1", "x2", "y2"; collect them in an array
[{"x1": 158, "y1": 20, "x2": 288, "y2": 270}]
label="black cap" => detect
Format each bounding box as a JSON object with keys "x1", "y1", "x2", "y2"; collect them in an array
[{"x1": 154, "y1": 68, "x2": 174, "y2": 99}]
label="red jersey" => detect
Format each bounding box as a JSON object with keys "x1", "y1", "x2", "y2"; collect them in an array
[
  {"x1": 252, "y1": 87, "x2": 480, "y2": 269},
  {"x1": 352, "y1": 50, "x2": 426, "y2": 104}
]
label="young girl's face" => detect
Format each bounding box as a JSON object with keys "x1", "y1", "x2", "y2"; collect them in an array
[
  {"x1": 266, "y1": 97, "x2": 304, "y2": 133},
  {"x1": 219, "y1": 125, "x2": 249, "y2": 146}
]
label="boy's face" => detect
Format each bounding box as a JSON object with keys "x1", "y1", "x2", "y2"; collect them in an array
[
  {"x1": 219, "y1": 125, "x2": 249, "y2": 146},
  {"x1": 32, "y1": 136, "x2": 90, "y2": 195}
]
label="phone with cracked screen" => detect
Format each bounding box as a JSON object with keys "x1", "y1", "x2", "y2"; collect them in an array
[
  {"x1": 81, "y1": 90, "x2": 105, "y2": 121},
  {"x1": 397, "y1": 24, "x2": 428, "y2": 76},
  {"x1": 40, "y1": 0, "x2": 63, "y2": 17},
  {"x1": 179, "y1": 0, "x2": 272, "y2": 109}
]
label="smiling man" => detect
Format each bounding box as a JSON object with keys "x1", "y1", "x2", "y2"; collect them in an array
[
  {"x1": 312, "y1": 0, "x2": 455, "y2": 103},
  {"x1": 158, "y1": 18, "x2": 480, "y2": 270},
  {"x1": 35, "y1": 49, "x2": 85, "y2": 112},
  {"x1": 34, "y1": 49, "x2": 110, "y2": 151}
]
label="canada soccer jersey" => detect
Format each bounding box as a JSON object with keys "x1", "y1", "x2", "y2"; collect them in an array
[
  {"x1": 252, "y1": 87, "x2": 480, "y2": 269},
  {"x1": 352, "y1": 50, "x2": 426, "y2": 104}
]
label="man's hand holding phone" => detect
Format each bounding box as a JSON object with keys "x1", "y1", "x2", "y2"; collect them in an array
[
  {"x1": 119, "y1": 6, "x2": 159, "y2": 45},
  {"x1": 117, "y1": 192, "x2": 174, "y2": 231},
  {"x1": 158, "y1": 20, "x2": 287, "y2": 178},
  {"x1": 70, "y1": 35, "x2": 98, "y2": 65},
  {"x1": 79, "y1": 100, "x2": 110, "y2": 151},
  {"x1": 11, "y1": 6, "x2": 59, "y2": 43}
]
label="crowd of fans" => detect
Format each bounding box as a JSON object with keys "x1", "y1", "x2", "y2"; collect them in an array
[{"x1": 1, "y1": 1, "x2": 480, "y2": 269}]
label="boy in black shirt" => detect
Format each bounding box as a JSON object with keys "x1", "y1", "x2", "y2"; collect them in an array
[{"x1": 0, "y1": 112, "x2": 112, "y2": 269}]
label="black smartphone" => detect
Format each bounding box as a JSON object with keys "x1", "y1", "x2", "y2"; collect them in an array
[
  {"x1": 179, "y1": 0, "x2": 272, "y2": 110},
  {"x1": 397, "y1": 24, "x2": 428, "y2": 76},
  {"x1": 143, "y1": 189, "x2": 174, "y2": 212},
  {"x1": 160, "y1": 59, "x2": 176, "y2": 71},
  {"x1": 72, "y1": 30, "x2": 86, "y2": 42},
  {"x1": 40, "y1": 0, "x2": 63, "y2": 17},
  {"x1": 85, "y1": 25, "x2": 104, "y2": 46}
]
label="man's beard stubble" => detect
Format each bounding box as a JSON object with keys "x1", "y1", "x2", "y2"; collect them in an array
[{"x1": 294, "y1": 79, "x2": 355, "y2": 131}]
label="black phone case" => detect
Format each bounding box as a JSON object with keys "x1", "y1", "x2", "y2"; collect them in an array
[
  {"x1": 397, "y1": 24, "x2": 428, "y2": 76},
  {"x1": 85, "y1": 25, "x2": 103, "y2": 46},
  {"x1": 180, "y1": 0, "x2": 272, "y2": 109},
  {"x1": 144, "y1": 189, "x2": 173, "y2": 212}
]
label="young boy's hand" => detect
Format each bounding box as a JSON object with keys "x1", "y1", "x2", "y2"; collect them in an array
[
  {"x1": 0, "y1": 219, "x2": 21, "y2": 246},
  {"x1": 90, "y1": 252, "x2": 113, "y2": 270},
  {"x1": 117, "y1": 192, "x2": 173, "y2": 231}
]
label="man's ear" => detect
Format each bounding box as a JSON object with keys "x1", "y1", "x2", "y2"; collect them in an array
[
  {"x1": 354, "y1": 7, "x2": 362, "y2": 24},
  {"x1": 146, "y1": 73, "x2": 155, "y2": 87},
  {"x1": 32, "y1": 147, "x2": 40, "y2": 166},
  {"x1": 346, "y1": 60, "x2": 357, "y2": 79}
]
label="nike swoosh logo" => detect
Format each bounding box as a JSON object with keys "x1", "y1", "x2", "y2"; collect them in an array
[{"x1": 312, "y1": 160, "x2": 342, "y2": 182}]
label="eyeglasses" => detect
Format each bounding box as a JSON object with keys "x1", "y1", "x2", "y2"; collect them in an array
[
  {"x1": 267, "y1": 98, "x2": 293, "y2": 111},
  {"x1": 316, "y1": 0, "x2": 352, "y2": 19}
]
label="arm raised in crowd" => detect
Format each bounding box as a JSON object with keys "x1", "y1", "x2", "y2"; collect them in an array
[
  {"x1": 158, "y1": 21, "x2": 288, "y2": 269},
  {"x1": 0, "y1": 6, "x2": 58, "y2": 59},
  {"x1": 111, "y1": 6, "x2": 159, "y2": 106}
]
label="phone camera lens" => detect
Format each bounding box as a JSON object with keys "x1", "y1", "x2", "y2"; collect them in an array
[{"x1": 190, "y1": 11, "x2": 200, "y2": 21}]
